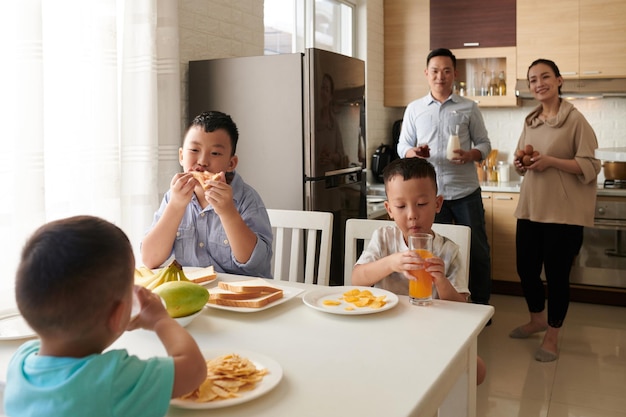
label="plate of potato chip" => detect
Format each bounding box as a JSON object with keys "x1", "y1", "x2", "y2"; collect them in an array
[
  {"x1": 170, "y1": 349, "x2": 283, "y2": 409},
  {"x1": 302, "y1": 286, "x2": 399, "y2": 315}
]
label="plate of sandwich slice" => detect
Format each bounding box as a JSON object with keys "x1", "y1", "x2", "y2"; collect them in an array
[{"x1": 206, "y1": 278, "x2": 304, "y2": 313}]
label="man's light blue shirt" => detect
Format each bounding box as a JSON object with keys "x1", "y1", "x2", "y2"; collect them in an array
[
  {"x1": 397, "y1": 93, "x2": 492, "y2": 200},
  {"x1": 150, "y1": 171, "x2": 273, "y2": 277}
]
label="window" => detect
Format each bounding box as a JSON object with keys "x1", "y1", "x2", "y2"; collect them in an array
[{"x1": 264, "y1": 0, "x2": 354, "y2": 56}]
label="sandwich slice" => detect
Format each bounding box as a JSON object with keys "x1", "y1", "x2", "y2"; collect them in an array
[
  {"x1": 185, "y1": 266, "x2": 217, "y2": 284},
  {"x1": 209, "y1": 290, "x2": 284, "y2": 308},
  {"x1": 190, "y1": 170, "x2": 222, "y2": 190},
  {"x1": 207, "y1": 278, "x2": 284, "y2": 308},
  {"x1": 218, "y1": 278, "x2": 282, "y2": 294}
]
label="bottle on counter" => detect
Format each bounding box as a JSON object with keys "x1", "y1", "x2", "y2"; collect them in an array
[
  {"x1": 488, "y1": 166, "x2": 498, "y2": 182},
  {"x1": 497, "y1": 71, "x2": 507, "y2": 96},
  {"x1": 489, "y1": 70, "x2": 498, "y2": 96},
  {"x1": 497, "y1": 161, "x2": 510, "y2": 182},
  {"x1": 480, "y1": 70, "x2": 488, "y2": 96}
]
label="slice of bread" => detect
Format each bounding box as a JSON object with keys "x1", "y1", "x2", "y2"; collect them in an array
[
  {"x1": 209, "y1": 287, "x2": 264, "y2": 301},
  {"x1": 218, "y1": 278, "x2": 282, "y2": 294},
  {"x1": 190, "y1": 171, "x2": 221, "y2": 190},
  {"x1": 185, "y1": 266, "x2": 217, "y2": 284},
  {"x1": 209, "y1": 290, "x2": 284, "y2": 308}
]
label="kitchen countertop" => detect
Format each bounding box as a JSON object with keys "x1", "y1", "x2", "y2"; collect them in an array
[
  {"x1": 596, "y1": 147, "x2": 626, "y2": 162},
  {"x1": 367, "y1": 181, "x2": 625, "y2": 218}
]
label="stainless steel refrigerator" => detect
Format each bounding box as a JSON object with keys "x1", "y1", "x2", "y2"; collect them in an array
[{"x1": 188, "y1": 48, "x2": 366, "y2": 285}]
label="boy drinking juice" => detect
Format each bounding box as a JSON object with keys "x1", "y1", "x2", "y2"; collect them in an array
[
  {"x1": 352, "y1": 158, "x2": 468, "y2": 302},
  {"x1": 351, "y1": 158, "x2": 486, "y2": 384}
]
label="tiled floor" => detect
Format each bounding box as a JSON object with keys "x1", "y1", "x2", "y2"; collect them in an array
[{"x1": 477, "y1": 294, "x2": 626, "y2": 417}]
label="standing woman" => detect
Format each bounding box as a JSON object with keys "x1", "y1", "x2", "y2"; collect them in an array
[{"x1": 509, "y1": 59, "x2": 600, "y2": 362}]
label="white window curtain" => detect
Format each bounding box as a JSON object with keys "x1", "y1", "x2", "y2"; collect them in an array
[{"x1": 0, "y1": 0, "x2": 181, "y2": 290}]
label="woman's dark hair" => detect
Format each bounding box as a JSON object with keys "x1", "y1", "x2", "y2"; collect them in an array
[
  {"x1": 383, "y1": 157, "x2": 438, "y2": 194},
  {"x1": 427, "y1": 48, "x2": 457, "y2": 69},
  {"x1": 527, "y1": 58, "x2": 563, "y2": 95},
  {"x1": 189, "y1": 110, "x2": 239, "y2": 155},
  {"x1": 15, "y1": 216, "x2": 134, "y2": 336}
]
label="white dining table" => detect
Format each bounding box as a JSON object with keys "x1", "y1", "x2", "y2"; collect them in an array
[{"x1": 0, "y1": 274, "x2": 493, "y2": 417}]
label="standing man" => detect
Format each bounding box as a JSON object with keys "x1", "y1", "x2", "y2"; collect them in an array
[{"x1": 397, "y1": 48, "x2": 492, "y2": 307}]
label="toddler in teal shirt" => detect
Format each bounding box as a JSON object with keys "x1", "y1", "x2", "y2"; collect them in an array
[{"x1": 4, "y1": 215, "x2": 207, "y2": 416}]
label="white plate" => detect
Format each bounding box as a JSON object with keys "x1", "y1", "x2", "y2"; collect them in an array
[
  {"x1": 170, "y1": 349, "x2": 283, "y2": 409},
  {"x1": 302, "y1": 286, "x2": 399, "y2": 315},
  {"x1": 205, "y1": 285, "x2": 304, "y2": 313},
  {"x1": 0, "y1": 309, "x2": 37, "y2": 341}
]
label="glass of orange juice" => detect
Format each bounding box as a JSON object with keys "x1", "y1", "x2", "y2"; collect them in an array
[{"x1": 408, "y1": 233, "x2": 434, "y2": 306}]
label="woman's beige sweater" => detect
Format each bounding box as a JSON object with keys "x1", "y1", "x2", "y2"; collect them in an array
[{"x1": 514, "y1": 100, "x2": 601, "y2": 227}]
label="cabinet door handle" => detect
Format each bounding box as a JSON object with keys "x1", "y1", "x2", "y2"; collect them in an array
[
  {"x1": 463, "y1": 42, "x2": 480, "y2": 47},
  {"x1": 582, "y1": 70, "x2": 602, "y2": 75},
  {"x1": 481, "y1": 195, "x2": 492, "y2": 200},
  {"x1": 495, "y1": 196, "x2": 514, "y2": 200},
  {"x1": 560, "y1": 71, "x2": 578, "y2": 76}
]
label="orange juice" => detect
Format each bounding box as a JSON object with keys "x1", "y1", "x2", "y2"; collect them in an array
[{"x1": 408, "y1": 249, "x2": 434, "y2": 300}]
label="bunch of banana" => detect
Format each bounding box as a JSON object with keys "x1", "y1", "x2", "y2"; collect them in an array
[{"x1": 134, "y1": 260, "x2": 190, "y2": 290}]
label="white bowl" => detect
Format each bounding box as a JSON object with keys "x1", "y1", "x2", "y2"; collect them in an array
[{"x1": 174, "y1": 308, "x2": 204, "y2": 327}]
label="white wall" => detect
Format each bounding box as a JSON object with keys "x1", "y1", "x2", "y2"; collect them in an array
[{"x1": 178, "y1": 0, "x2": 265, "y2": 131}]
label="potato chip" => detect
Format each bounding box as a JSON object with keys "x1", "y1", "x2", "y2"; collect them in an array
[
  {"x1": 179, "y1": 353, "x2": 268, "y2": 403},
  {"x1": 320, "y1": 289, "x2": 388, "y2": 310}
]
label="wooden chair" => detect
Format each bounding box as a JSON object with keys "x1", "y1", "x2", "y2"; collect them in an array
[
  {"x1": 266, "y1": 209, "x2": 333, "y2": 286},
  {"x1": 343, "y1": 219, "x2": 471, "y2": 286}
]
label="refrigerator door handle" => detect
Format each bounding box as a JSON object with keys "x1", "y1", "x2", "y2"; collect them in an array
[
  {"x1": 323, "y1": 166, "x2": 363, "y2": 178},
  {"x1": 304, "y1": 166, "x2": 363, "y2": 182}
]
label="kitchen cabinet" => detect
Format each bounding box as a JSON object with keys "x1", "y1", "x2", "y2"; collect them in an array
[
  {"x1": 430, "y1": 0, "x2": 516, "y2": 49},
  {"x1": 517, "y1": 0, "x2": 626, "y2": 79},
  {"x1": 384, "y1": 0, "x2": 519, "y2": 107},
  {"x1": 384, "y1": 0, "x2": 430, "y2": 107},
  {"x1": 451, "y1": 47, "x2": 520, "y2": 107},
  {"x1": 482, "y1": 191, "x2": 519, "y2": 282}
]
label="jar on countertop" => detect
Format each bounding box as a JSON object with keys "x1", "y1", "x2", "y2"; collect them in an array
[{"x1": 497, "y1": 161, "x2": 510, "y2": 183}]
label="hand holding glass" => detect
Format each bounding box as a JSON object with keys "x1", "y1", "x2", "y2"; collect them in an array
[{"x1": 408, "y1": 234, "x2": 434, "y2": 306}]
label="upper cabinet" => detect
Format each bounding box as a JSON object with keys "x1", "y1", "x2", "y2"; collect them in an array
[
  {"x1": 384, "y1": 0, "x2": 430, "y2": 107},
  {"x1": 384, "y1": 0, "x2": 519, "y2": 108},
  {"x1": 430, "y1": 0, "x2": 516, "y2": 49},
  {"x1": 451, "y1": 47, "x2": 520, "y2": 107},
  {"x1": 517, "y1": 0, "x2": 626, "y2": 79}
]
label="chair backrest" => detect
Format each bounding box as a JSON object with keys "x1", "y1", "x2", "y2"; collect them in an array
[
  {"x1": 344, "y1": 219, "x2": 395, "y2": 285},
  {"x1": 431, "y1": 223, "x2": 471, "y2": 283},
  {"x1": 266, "y1": 209, "x2": 333, "y2": 286},
  {"x1": 343, "y1": 219, "x2": 471, "y2": 286}
]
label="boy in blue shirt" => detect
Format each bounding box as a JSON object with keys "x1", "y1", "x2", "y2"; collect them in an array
[
  {"x1": 141, "y1": 111, "x2": 273, "y2": 278},
  {"x1": 5, "y1": 216, "x2": 207, "y2": 416}
]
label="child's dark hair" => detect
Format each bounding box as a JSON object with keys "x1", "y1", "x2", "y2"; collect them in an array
[
  {"x1": 15, "y1": 215, "x2": 134, "y2": 337},
  {"x1": 527, "y1": 58, "x2": 562, "y2": 95},
  {"x1": 189, "y1": 110, "x2": 239, "y2": 155},
  {"x1": 383, "y1": 157, "x2": 438, "y2": 193}
]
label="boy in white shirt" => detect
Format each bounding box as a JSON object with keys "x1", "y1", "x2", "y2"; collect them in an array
[{"x1": 352, "y1": 157, "x2": 486, "y2": 384}]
